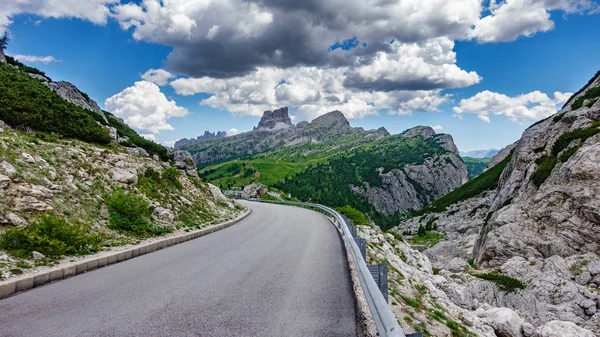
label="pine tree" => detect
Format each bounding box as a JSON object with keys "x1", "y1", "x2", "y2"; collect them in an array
[{"x1": 0, "y1": 32, "x2": 9, "y2": 50}]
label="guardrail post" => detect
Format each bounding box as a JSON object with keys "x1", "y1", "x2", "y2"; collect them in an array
[
  {"x1": 354, "y1": 238, "x2": 366, "y2": 261},
  {"x1": 368, "y1": 264, "x2": 389, "y2": 303}
]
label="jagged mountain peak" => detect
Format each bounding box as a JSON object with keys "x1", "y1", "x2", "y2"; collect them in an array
[{"x1": 256, "y1": 106, "x2": 293, "y2": 130}]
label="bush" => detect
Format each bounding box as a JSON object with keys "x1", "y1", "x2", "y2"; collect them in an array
[
  {"x1": 0, "y1": 214, "x2": 103, "y2": 258},
  {"x1": 162, "y1": 167, "x2": 182, "y2": 189},
  {"x1": 337, "y1": 205, "x2": 370, "y2": 226},
  {"x1": 472, "y1": 271, "x2": 526, "y2": 292},
  {"x1": 531, "y1": 155, "x2": 556, "y2": 187},
  {"x1": 0, "y1": 64, "x2": 110, "y2": 144},
  {"x1": 571, "y1": 86, "x2": 600, "y2": 110},
  {"x1": 105, "y1": 188, "x2": 171, "y2": 236}
]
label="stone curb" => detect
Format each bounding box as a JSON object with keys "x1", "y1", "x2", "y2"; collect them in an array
[{"x1": 0, "y1": 209, "x2": 251, "y2": 300}]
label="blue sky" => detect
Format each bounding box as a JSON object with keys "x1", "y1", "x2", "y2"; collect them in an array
[{"x1": 3, "y1": 1, "x2": 600, "y2": 151}]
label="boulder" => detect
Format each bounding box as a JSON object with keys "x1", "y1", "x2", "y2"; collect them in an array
[
  {"x1": 153, "y1": 207, "x2": 174, "y2": 222},
  {"x1": 0, "y1": 160, "x2": 16, "y2": 176},
  {"x1": 111, "y1": 168, "x2": 138, "y2": 184},
  {"x1": 21, "y1": 152, "x2": 36, "y2": 163},
  {"x1": 32, "y1": 251, "x2": 46, "y2": 260},
  {"x1": 532, "y1": 320, "x2": 595, "y2": 337},
  {"x1": 425, "y1": 241, "x2": 468, "y2": 272},
  {"x1": 173, "y1": 150, "x2": 196, "y2": 171},
  {"x1": 478, "y1": 307, "x2": 527, "y2": 337},
  {"x1": 243, "y1": 183, "x2": 268, "y2": 198},
  {"x1": 0, "y1": 173, "x2": 10, "y2": 189}
]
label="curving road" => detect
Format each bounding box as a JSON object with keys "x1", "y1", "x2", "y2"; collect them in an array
[{"x1": 0, "y1": 201, "x2": 357, "y2": 337}]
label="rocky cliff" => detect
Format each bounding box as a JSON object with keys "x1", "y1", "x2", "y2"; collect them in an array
[
  {"x1": 352, "y1": 126, "x2": 467, "y2": 215},
  {"x1": 255, "y1": 106, "x2": 293, "y2": 130},
  {"x1": 174, "y1": 131, "x2": 227, "y2": 148},
  {"x1": 388, "y1": 70, "x2": 600, "y2": 335},
  {"x1": 46, "y1": 81, "x2": 107, "y2": 123}
]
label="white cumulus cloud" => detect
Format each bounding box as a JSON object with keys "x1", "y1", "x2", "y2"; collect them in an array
[
  {"x1": 0, "y1": 0, "x2": 117, "y2": 32},
  {"x1": 141, "y1": 68, "x2": 175, "y2": 86},
  {"x1": 431, "y1": 125, "x2": 444, "y2": 131},
  {"x1": 13, "y1": 54, "x2": 59, "y2": 64},
  {"x1": 453, "y1": 90, "x2": 572, "y2": 123},
  {"x1": 105, "y1": 81, "x2": 189, "y2": 135},
  {"x1": 228, "y1": 128, "x2": 240, "y2": 135},
  {"x1": 472, "y1": 0, "x2": 598, "y2": 42}
]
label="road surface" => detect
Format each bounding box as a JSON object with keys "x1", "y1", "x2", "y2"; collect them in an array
[{"x1": 0, "y1": 201, "x2": 357, "y2": 337}]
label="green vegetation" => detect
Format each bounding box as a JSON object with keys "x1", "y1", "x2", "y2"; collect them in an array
[
  {"x1": 400, "y1": 295, "x2": 423, "y2": 310},
  {"x1": 0, "y1": 63, "x2": 110, "y2": 144},
  {"x1": 532, "y1": 121, "x2": 600, "y2": 187},
  {"x1": 337, "y1": 205, "x2": 370, "y2": 226},
  {"x1": 137, "y1": 167, "x2": 182, "y2": 201},
  {"x1": 571, "y1": 86, "x2": 600, "y2": 110},
  {"x1": 569, "y1": 259, "x2": 590, "y2": 276},
  {"x1": 411, "y1": 232, "x2": 445, "y2": 248},
  {"x1": 0, "y1": 214, "x2": 103, "y2": 258},
  {"x1": 105, "y1": 188, "x2": 172, "y2": 236},
  {"x1": 461, "y1": 157, "x2": 491, "y2": 180},
  {"x1": 472, "y1": 271, "x2": 526, "y2": 292},
  {"x1": 562, "y1": 70, "x2": 600, "y2": 109},
  {"x1": 275, "y1": 135, "x2": 449, "y2": 228},
  {"x1": 416, "y1": 153, "x2": 512, "y2": 215}
]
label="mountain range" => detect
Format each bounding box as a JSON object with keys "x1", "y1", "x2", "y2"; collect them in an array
[
  {"x1": 180, "y1": 107, "x2": 468, "y2": 228},
  {"x1": 460, "y1": 149, "x2": 500, "y2": 158}
]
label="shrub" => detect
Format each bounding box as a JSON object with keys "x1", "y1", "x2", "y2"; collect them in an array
[
  {"x1": 563, "y1": 71, "x2": 600, "y2": 109},
  {"x1": 472, "y1": 271, "x2": 526, "y2": 292},
  {"x1": 162, "y1": 167, "x2": 182, "y2": 189},
  {"x1": 105, "y1": 188, "x2": 171, "y2": 236},
  {"x1": 337, "y1": 205, "x2": 370, "y2": 226},
  {"x1": 0, "y1": 214, "x2": 103, "y2": 258},
  {"x1": 0, "y1": 64, "x2": 110, "y2": 144},
  {"x1": 571, "y1": 86, "x2": 600, "y2": 110},
  {"x1": 531, "y1": 155, "x2": 556, "y2": 187},
  {"x1": 558, "y1": 145, "x2": 581, "y2": 163}
]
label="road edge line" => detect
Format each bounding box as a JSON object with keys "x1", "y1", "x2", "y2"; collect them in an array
[{"x1": 0, "y1": 209, "x2": 251, "y2": 300}]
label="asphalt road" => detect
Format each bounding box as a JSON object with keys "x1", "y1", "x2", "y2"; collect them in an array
[{"x1": 0, "y1": 201, "x2": 357, "y2": 337}]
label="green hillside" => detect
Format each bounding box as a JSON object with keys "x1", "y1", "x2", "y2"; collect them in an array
[{"x1": 462, "y1": 157, "x2": 491, "y2": 180}]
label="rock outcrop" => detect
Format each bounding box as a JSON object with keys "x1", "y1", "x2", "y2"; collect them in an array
[
  {"x1": 352, "y1": 126, "x2": 468, "y2": 215},
  {"x1": 46, "y1": 82, "x2": 107, "y2": 123},
  {"x1": 389, "y1": 70, "x2": 600, "y2": 336},
  {"x1": 486, "y1": 142, "x2": 517, "y2": 170},
  {"x1": 174, "y1": 131, "x2": 227, "y2": 148},
  {"x1": 255, "y1": 107, "x2": 293, "y2": 130},
  {"x1": 0, "y1": 122, "x2": 242, "y2": 281},
  {"x1": 173, "y1": 150, "x2": 198, "y2": 177}
]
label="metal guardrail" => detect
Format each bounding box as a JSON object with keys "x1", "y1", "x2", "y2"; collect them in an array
[{"x1": 249, "y1": 199, "x2": 405, "y2": 337}]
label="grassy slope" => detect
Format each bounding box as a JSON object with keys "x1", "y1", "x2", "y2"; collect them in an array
[
  {"x1": 462, "y1": 157, "x2": 491, "y2": 180},
  {"x1": 415, "y1": 153, "x2": 512, "y2": 215}
]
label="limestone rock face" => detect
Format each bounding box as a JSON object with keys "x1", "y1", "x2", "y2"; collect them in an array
[
  {"x1": 353, "y1": 152, "x2": 468, "y2": 215},
  {"x1": 486, "y1": 142, "x2": 517, "y2": 170},
  {"x1": 475, "y1": 72, "x2": 600, "y2": 268},
  {"x1": 402, "y1": 125, "x2": 436, "y2": 138},
  {"x1": 390, "y1": 71, "x2": 600, "y2": 336},
  {"x1": 256, "y1": 107, "x2": 293, "y2": 130},
  {"x1": 47, "y1": 82, "x2": 107, "y2": 123}
]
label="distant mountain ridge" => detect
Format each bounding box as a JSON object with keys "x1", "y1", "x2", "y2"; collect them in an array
[
  {"x1": 460, "y1": 149, "x2": 500, "y2": 158},
  {"x1": 174, "y1": 131, "x2": 227, "y2": 148},
  {"x1": 192, "y1": 107, "x2": 468, "y2": 228}
]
